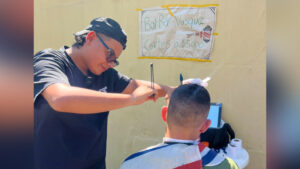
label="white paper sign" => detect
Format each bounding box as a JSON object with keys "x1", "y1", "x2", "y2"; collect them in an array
[{"x1": 139, "y1": 6, "x2": 217, "y2": 61}]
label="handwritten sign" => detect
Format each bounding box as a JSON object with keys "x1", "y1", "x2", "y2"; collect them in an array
[{"x1": 139, "y1": 6, "x2": 217, "y2": 61}]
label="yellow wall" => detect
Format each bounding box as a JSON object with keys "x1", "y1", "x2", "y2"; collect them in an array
[{"x1": 35, "y1": 0, "x2": 266, "y2": 169}]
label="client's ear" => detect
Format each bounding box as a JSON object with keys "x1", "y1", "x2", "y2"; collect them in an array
[
  {"x1": 161, "y1": 106, "x2": 168, "y2": 122},
  {"x1": 200, "y1": 119, "x2": 211, "y2": 133}
]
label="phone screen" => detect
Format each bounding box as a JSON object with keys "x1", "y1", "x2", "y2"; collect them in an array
[{"x1": 207, "y1": 103, "x2": 222, "y2": 128}]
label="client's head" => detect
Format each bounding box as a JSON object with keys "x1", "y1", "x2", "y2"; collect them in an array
[{"x1": 162, "y1": 84, "x2": 212, "y2": 139}]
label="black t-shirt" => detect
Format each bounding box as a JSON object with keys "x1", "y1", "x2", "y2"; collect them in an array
[{"x1": 34, "y1": 46, "x2": 131, "y2": 169}]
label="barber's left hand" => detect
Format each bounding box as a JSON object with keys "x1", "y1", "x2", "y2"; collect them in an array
[{"x1": 183, "y1": 78, "x2": 209, "y2": 87}]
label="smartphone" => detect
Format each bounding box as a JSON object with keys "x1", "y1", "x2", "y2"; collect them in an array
[{"x1": 207, "y1": 103, "x2": 222, "y2": 128}]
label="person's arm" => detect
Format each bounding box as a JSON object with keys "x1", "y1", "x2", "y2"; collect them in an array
[
  {"x1": 122, "y1": 79, "x2": 176, "y2": 102},
  {"x1": 41, "y1": 83, "x2": 157, "y2": 114}
]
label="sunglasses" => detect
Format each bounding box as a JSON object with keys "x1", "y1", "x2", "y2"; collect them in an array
[{"x1": 96, "y1": 33, "x2": 119, "y2": 67}]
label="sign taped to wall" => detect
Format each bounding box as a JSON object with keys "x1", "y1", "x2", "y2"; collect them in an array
[{"x1": 138, "y1": 5, "x2": 217, "y2": 62}]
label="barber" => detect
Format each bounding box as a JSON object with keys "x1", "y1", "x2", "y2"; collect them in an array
[{"x1": 34, "y1": 17, "x2": 174, "y2": 169}]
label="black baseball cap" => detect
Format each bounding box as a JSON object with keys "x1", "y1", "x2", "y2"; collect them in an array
[{"x1": 74, "y1": 17, "x2": 127, "y2": 49}]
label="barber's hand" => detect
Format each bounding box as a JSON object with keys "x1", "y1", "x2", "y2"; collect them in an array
[
  {"x1": 130, "y1": 86, "x2": 158, "y2": 105},
  {"x1": 183, "y1": 77, "x2": 210, "y2": 87}
]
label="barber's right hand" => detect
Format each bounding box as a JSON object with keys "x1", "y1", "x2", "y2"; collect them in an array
[{"x1": 130, "y1": 86, "x2": 158, "y2": 105}]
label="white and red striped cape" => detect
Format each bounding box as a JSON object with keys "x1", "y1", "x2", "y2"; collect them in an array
[{"x1": 120, "y1": 142, "x2": 225, "y2": 169}]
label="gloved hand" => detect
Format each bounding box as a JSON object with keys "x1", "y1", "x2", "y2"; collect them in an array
[
  {"x1": 182, "y1": 77, "x2": 210, "y2": 87},
  {"x1": 200, "y1": 123, "x2": 235, "y2": 149}
]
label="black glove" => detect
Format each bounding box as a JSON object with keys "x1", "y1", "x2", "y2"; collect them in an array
[{"x1": 200, "y1": 123, "x2": 235, "y2": 149}]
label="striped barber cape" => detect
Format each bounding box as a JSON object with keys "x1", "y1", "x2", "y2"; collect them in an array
[{"x1": 120, "y1": 142, "x2": 225, "y2": 169}]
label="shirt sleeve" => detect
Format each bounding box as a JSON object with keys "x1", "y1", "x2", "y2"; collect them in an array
[
  {"x1": 110, "y1": 69, "x2": 131, "y2": 93},
  {"x1": 34, "y1": 52, "x2": 70, "y2": 103}
]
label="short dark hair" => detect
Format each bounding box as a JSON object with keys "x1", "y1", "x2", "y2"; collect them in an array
[
  {"x1": 167, "y1": 84, "x2": 211, "y2": 128},
  {"x1": 72, "y1": 34, "x2": 87, "y2": 48}
]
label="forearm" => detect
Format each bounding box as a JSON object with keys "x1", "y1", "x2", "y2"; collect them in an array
[{"x1": 42, "y1": 84, "x2": 134, "y2": 114}]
